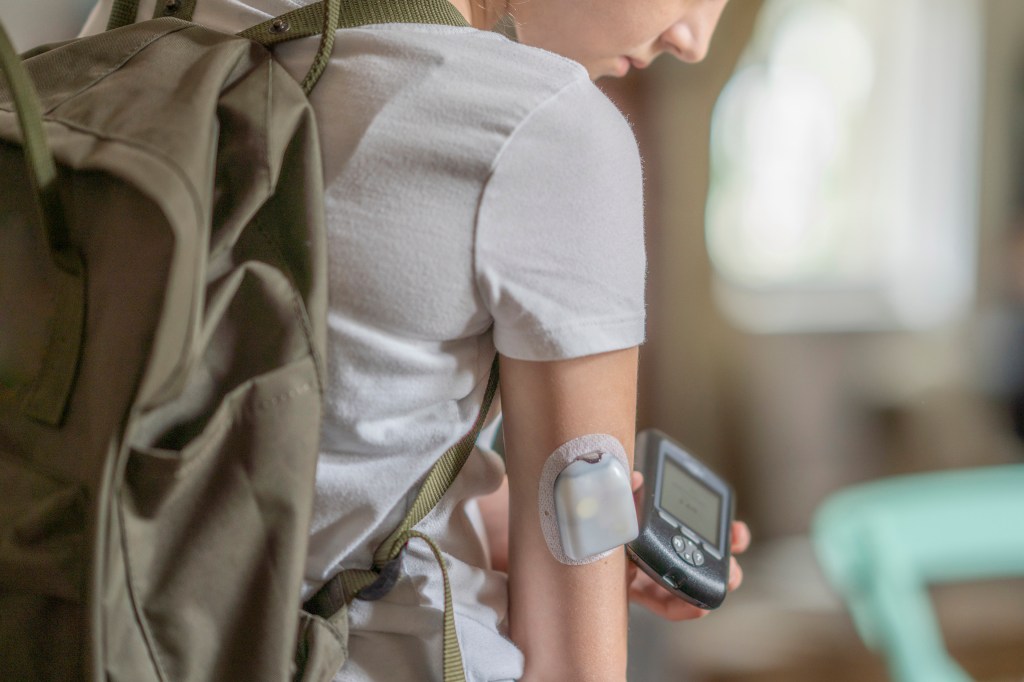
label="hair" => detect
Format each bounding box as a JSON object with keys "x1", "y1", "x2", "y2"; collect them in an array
[{"x1": 470, "y1": 0, "x2": 515, "y2": 31}]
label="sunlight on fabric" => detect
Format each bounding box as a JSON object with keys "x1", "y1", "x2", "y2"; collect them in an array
[{"x1": 706, "y1": 0, "x2": 983, "y2": 333}]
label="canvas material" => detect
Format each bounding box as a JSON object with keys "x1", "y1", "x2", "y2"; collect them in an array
[{"x1": 0, "y1": 17, "x2": 330, "y2": 681}]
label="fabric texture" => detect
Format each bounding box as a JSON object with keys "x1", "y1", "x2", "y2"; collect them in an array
[
  {"x1": 2, "y1": 15, "x2": 328, "y2": 681},
  {"x1": 78, "y1": 2, "x2": 647, "y2": 680}
]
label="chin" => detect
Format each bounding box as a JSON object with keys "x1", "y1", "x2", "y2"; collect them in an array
[{"x1": 587, "y1": 59, "x2": 627, "y2": 81}]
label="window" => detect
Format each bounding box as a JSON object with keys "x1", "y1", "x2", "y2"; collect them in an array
[{"x1": 706, "y1": 0, "x2": 983, "y2": 332}]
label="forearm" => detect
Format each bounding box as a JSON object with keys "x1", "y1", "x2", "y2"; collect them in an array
[
  {"x1": 507, "y1": 527, "x2": 629, "y2": 681},
  {"x1": 500, "y1": 349, "x2": 638, "y2": 682}
]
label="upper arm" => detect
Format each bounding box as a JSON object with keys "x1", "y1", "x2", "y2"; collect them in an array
[
  {"x1": 475, "y1": 78, "x2": 645, "y2": 362},
  {"x1": 500, "y1": 347, "x2": 638, "y2": 682},
  {"x1": 474, "y1": 75, "x2": 646, "y2": 682}
]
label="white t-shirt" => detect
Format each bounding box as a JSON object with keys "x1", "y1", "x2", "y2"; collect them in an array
[{"x1": 82, "y1": 3, "x2": 646, "y2": 680}]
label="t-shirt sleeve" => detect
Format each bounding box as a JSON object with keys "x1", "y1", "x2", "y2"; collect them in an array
[{"x1": 474, "y1": 77, "x2": 647, "y2": 361}]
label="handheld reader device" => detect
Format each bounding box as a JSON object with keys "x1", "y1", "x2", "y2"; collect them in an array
[{"x1": 627, "y1": 429, "x2": 734, "y2": 609}]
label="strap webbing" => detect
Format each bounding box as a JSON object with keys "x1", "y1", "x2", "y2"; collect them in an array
[
  {"x1": 300, "y1": 0, "x2": 340, "y2": 94},
  {"x1": 107, "y1": 0, "x2": 468, "y2": 94},
  {"x1": 239, "y1": 0, "x2": 469, "y2": 94},
  {"x1": 0, "y1": 20, "x2": 85, "y2": 426},
  {"x1": 306, "y1": 357, "x2": 499, "y2": 682},
  {"x1": 241, "y1": 0, "x2": 468, "y2": 45},
  {"x1": 106, "y1": 0, "x2": 140, "y2": 30},
  {"x1": 383, "y1": 360, "x2": 500, "y2": 554},
  {"x1": 0, "y1": 22, "x2": 62, "y2": 250},
  {"x1": 337, "y1": 529, "x2": 465, "y2": 680}
]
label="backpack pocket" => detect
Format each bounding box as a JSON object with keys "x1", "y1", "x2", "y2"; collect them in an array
[
  {"x1": 107, "y1": 228, "x2": 323, "y2": 680},
  {"x1": 0, "y1": 456, "x2": 86, "y2": 680},
  {"x1": 119, "y1": 352, "x2": 321, "y2": 682}
]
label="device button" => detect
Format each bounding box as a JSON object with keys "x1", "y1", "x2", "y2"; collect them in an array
[
  {"x1": 692, "y1": 550, "x2": 705, "y2": 566},
  {"x1": 662, "y1": 573, "x2": 680, "y2": 589},
  {"x1": 672, "y1": 535, "x2": 685, "y2": 553}
]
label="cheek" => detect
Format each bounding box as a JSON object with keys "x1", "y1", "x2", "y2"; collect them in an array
[
  {"x1": 569, "y1": 23, "x2": 647, "y2": 65},
  {"x1": 515, "y1": 2, "x2": 665, "y2": 66},
  {"x1": 586, "y1": 11, "x2": 653, "y2": 50}
]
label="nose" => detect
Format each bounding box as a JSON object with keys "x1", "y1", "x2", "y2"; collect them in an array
[{"x1": 659, "y1": 21, "x2": 710, "y2": 63}]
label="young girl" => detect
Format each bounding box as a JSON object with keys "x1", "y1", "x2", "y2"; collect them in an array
[{"x1": 79, "y1": 1, "x2": 748, "y2": 679}]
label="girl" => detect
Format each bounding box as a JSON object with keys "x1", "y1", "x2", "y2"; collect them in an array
[{"x1": 79, "y1": 1, "x2": 749, "y2": 680}]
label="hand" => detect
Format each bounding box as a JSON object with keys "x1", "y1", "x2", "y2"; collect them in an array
[{"x1": 626, "y1": 472, "x2": 751, "y2": 621}]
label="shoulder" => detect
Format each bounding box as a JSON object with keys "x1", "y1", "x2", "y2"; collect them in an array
[
  {"x1": 497, "y1": 74, "x2": 640, "y2": 182},
  {"x1": 467, "y1": 31, "x2": 639, "y2": 162},
  {"x1": 343, "y1": 25, "x2": 637, "y2": 155},
  {"x1": 471, "y1": 39, "x2": 646, "y2": 362}
]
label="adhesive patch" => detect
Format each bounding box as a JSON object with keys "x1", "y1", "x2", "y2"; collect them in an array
[{"x1": 538, "y1": 434, "x2": 634, "y2": 565}]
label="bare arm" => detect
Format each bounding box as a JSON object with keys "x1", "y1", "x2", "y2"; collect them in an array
[
  {"x1": 476, "y1": 472, "x2": 509, "y2": 572},
  {"x1": 500, "y1": 347, "x2": 639, "y2": 682}
]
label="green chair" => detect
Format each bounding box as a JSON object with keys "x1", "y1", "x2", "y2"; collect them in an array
[{"x1": 812, "y1": 464, "x2": 1024, "y2": 682}]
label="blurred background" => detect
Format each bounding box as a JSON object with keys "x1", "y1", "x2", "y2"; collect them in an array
[
  {"x1": 598, "y1": 1, "x2": 1024, "y2": 680},
  {"x1": 3, "y1": 0, "x2": 1022, "y2": 679}
]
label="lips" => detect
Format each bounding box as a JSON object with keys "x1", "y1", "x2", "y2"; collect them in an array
[{"x1": 610, "y1": 56, "x2": 652, "y2": 79}]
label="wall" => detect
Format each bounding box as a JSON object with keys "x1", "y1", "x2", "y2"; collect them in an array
[
  {"x1": 613, "y1": 3, "x2": 1024, "y2": 678},
  {"x1": 619, "y1": 0, "x2": 1024, "y2": 541}
]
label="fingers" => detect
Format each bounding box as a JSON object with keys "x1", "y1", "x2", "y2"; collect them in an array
[
  {"x1": 627, "y1": 485, "x2": 751, "y2": 614},
  {"x1": 730, "y1": 521, "x2": 751, "y2": 554},
  {"x1": 728, "y1": 555, "x2": 743, "y2": 591},
  {"x1": 627, "y1": 552, "x2": 743, "y2": 618},
  {"x1": 727, "y1": 521, "x2": 749, "y2": 592},
  {"x1": 630, "y1": 591, "x2": 709, "y2": 621},
  {"x1": 628, "y1": 572, "x2": 710, "y2": 621}
]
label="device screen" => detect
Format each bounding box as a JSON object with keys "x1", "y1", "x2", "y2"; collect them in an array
[{"x1": 658, "y1": 457, "x2": 722, "y2": 547}]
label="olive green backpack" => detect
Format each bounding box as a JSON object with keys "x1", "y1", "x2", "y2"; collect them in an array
[{"x1": 0, "y1": 1, "x2": 494, "y2": 680}]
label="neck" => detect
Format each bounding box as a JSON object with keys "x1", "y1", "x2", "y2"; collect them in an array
[{"x1": 448, "y1": 0, "x2": 508, "y2": 30}]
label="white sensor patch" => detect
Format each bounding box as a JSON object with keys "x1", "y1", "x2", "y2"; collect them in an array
[{"x1": 538, "y1": 434, "x2": 638, "y2": 565}]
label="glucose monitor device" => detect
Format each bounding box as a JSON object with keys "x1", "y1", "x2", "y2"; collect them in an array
[
  {"x1": 554, "y1": 455, "x2": 638, "y2": 561},
  {"x1": 539, "y1": 434, "x2": 638, "y2": 564},
  {"x1": 627, "y1": 429, "x2": 734, "y2": 609}
]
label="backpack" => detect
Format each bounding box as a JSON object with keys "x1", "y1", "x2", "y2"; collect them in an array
[{"x1": 0, "y1": 2, "x2": 495, "y2": 680}]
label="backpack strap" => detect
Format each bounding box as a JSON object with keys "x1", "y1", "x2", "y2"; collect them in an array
[
  {"x1": 0, "y1": 24, "x2": 59, "y2": 241},
  {"x1": 239, "y1": 0, "x2": 469, "y2": 94},
  {"x1": 304, "y1": 357, "x2": 500, "y2": 682},
  {"x1": 252, "y1": 0, "x2": 343, "y2": 94},
  {"x1": 106, "y1": 0, "x2": 344, "y2": 93},
  {"x1": 106, "y1": 0, "x2": 140, "y2": 30},
  {"x1": 0, "y1": 20, "x2": 85, "y2": 426},
  {"x1": 108, "y1": 0, "x2": 469, "y2": 95}
]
